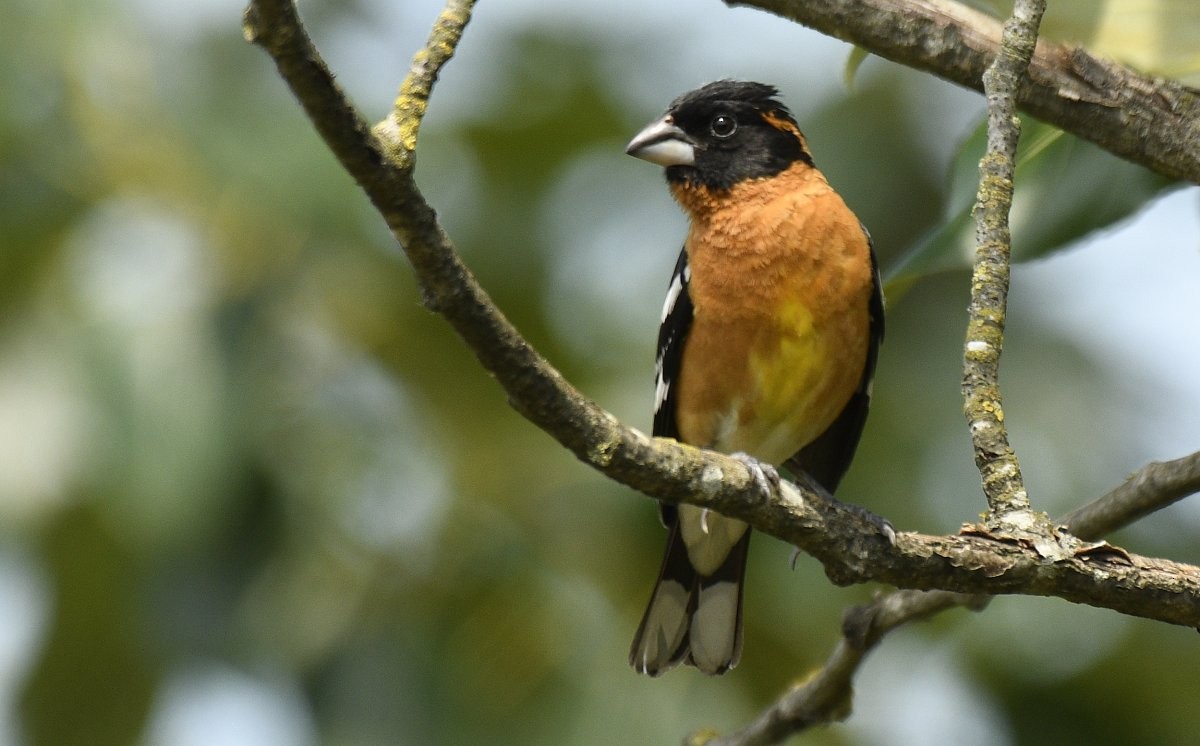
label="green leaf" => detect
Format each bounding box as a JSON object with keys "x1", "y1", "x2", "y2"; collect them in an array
[{"x1": 885, "y1": 116, "x2": 1178, "y2": 299}]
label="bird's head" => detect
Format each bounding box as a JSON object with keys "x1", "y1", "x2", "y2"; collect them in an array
[{"x1": 625, "y1": 80, "x2": 813, "y2": 191}]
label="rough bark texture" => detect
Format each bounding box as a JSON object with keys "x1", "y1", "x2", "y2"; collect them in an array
[{"x1": 962, "y1": 0, "x2": 1044, "y2": 523}]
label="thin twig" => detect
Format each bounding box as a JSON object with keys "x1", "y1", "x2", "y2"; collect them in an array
[
  {"x1": 1062, "y1": 450, "x2": 1200, "y2": 540},
  {"x1": 962, "y1": 0, "x2": 1045, "y2": 523},
  {"x1": 704, "y1": 589, "x2": 986, "y2": 745},
  {"x1": 375, "y1": 0, "x2": 475, "y2": 171},
  {"x1": 242, "y1": 0, "x2": 384, "y2": 190}
]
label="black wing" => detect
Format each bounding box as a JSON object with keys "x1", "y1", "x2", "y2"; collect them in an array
[
  {"x1": 653, "y1": 247, "x2": 694, "y2": 526},
  {"x1": 653, "y1": 247, "x2": 693, "y2": 440},
  {"x1": 785, "y1": 228, "x2": 884, "y2": 493}
]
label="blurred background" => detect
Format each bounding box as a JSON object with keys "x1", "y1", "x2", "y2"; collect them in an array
[{"x1": 2, "y1": 0, "x2": 1199, "y2": 743}]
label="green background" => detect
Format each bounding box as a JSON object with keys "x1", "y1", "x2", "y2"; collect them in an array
[{"x1": 2, "y1": 0, "x2": 1199, "y2": 743}]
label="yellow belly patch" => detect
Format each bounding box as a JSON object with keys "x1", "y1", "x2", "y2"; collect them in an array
[{"x1": 735, "y1": 299, "x2": 850, "y2": 465}]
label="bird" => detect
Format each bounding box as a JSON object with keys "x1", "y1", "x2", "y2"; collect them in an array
[{"x1": 625, "y1": 80, "x2": 883, "y2": 676}]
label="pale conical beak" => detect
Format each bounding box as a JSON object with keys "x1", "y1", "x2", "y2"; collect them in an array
[{"x1": 625, "y1": 116, "x2": 696, "y2": 167}]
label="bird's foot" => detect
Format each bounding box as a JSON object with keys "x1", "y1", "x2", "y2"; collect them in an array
[
  {"x1": 790, "y1": 469, "x2": 897, "y2": 546},
  {"x1": 729, "y1": 452, "x2": 781, "y2": 499},
  {"x1": 843, "y1": 500, "x2": 897, "y2": 546},
  {"x1": 787, "y1": 501, "x2": 895, "y2": 569}
]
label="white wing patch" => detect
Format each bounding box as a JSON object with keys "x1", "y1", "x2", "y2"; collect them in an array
[
  {"x1": 661, "y1": 269, "x2": 685, "y2": 322},
  {"x1": 654, "y1": 366, "x2": 670, "y2": 412}
]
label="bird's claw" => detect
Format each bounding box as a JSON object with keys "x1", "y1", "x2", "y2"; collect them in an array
[
  {"x1": 730, "y1": 452, "x2": 780, "y2": 499},
  {"x1": 788, "y1": 508, "x2": 895, "y2": 570},
  {"x1": 878, "y1": 517, "x2": 897, "y2": 546},
  {"x1": 788, "y1": 546, "x2": 803, "y2": 570}
]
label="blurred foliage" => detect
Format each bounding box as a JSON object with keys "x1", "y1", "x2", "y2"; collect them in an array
[
  {"x1": 1, "y1": 0, "x2": 1198, "y2": 744},
  {"x1": 887, "y1": 118, "x2": 1178, "y2": 300},
  {"x1": 967, "y1": 0, "x2": 1200, "y2": 82}
]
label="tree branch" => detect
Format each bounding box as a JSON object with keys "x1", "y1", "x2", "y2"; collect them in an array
[
  {"x1": 1062, "y1": 450, "x2": 1200, "y2": 540},
  {"x1": 374, "y1": 0, "x2": 473, "y2": 171},
  {"x1": 728, "y1": 0, "x2": 1200, "y2": 184},
  {"x1": 703, "y1": 589, "x2": 986, "y2": 745},
  {"x1": 961, "y1": 0, "x2": 1043, "y2": 523},
  {"x1": 708, "y1": 448, "x2": 1200, "y2": 745}
]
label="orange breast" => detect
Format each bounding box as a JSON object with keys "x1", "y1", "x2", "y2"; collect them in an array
[{"x1": 671, "y1": 162, "x2": 872, "y2": 464}]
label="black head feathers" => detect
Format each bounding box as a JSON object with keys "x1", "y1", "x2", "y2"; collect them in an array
[{"x1": 628, "y1": 80, "x2": 812, "y2": 190}]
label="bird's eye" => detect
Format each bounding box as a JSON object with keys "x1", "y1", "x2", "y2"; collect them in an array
[{"x1": 710, "y1": 114, "x2": 737, "y2": 138}]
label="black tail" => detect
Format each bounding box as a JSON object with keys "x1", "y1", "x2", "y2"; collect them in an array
[{"x1": 630, "y1": 523, "x2": 750, "y2": 676}]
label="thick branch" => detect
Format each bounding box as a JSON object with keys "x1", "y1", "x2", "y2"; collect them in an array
[{"x1": 730, "y1": 0, "x2": 1200, "y2": 184}]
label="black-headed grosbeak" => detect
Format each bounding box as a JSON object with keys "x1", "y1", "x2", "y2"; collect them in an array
[{"x1": 625, "y1": 81, "x2": 883, "y2": 676}]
